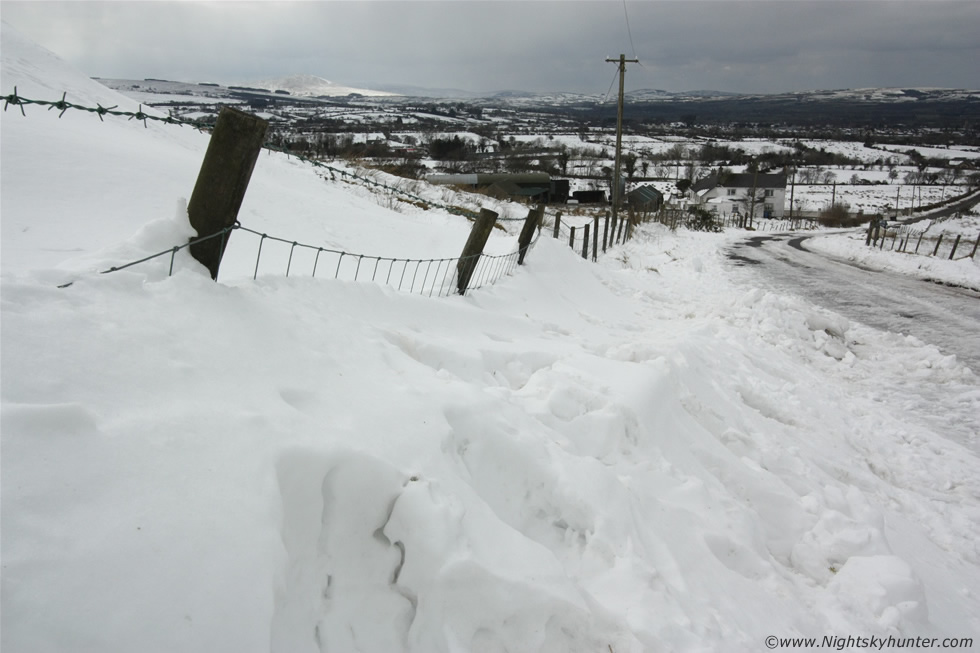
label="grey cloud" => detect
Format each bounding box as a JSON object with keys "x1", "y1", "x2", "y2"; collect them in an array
[{"x1": 2, "y1": 1, "x2": 978, "y2": 94}]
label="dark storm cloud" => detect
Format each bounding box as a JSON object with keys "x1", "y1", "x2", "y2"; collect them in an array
[{"x1": 3, "y1": 1, "x2": 978, "y2": 94}]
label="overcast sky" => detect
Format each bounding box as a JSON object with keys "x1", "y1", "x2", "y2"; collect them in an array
[{"x1": 3, "y1": 0, "x2": 979, "y2": 95}]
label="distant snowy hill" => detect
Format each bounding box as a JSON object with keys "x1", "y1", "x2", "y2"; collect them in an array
[{"x1": 243, "y1": 74, "x2": 397, "y2": 97}]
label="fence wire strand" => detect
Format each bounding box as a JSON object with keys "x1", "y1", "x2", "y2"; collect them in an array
[
  {"x1": 6, "y1": 89, "x2": 544, "y2": 294},
  {"x1": 3, "y1": 89, "x2": 532, "y2": 222}
]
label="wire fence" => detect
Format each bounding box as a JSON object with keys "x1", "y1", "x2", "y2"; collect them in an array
[
  {"x1": 58, "y1": 220, "x2": 540, "y2": 296},
  {"x1": 2, "y1": 88, "x2": 530, "y2": 222},
  {"x1": 6, "y1": 88, "x2": 541, "y2": 295},
  {"x1": 233, "y1": 224, "x2": 539, "y2": 296},
  {"x1": 869, "y1": 224, "x2": 980, "y2": 261}
]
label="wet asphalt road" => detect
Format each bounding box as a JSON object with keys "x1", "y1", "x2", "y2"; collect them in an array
[{"x1": 725, "y1": 233, "x2": 980, "y2": 373}]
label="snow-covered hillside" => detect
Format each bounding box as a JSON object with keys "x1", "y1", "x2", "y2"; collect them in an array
[
  {"x1": 3, "y1": 20, "x2": 980, "y2": 653},
  {"x1": 243, "y1": 74, "x2": 398, "y2": 98}
]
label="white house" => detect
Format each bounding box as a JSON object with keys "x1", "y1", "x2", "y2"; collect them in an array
[{"x1": 689, "y1": 172, "x2": 787, "y2": 219}]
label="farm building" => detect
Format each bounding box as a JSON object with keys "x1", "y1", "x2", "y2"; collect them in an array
[
  {"x1": 425, "y1": 173, "x2": 569, "y2": 204},
  {"x1": 690, "y1": 172, "x2": 787, "y2": 218},
  {"x1": 626, "y1": 185, "x2": 665, "y2": 214}
]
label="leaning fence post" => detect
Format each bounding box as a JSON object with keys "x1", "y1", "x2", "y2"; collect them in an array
[
  {"x1": 582, "y1": 223, "x2": 590, "y2": 260},
  {"x1": 518, "y1": 205, "x2": 543, "y2": 265},
  {"x1": 456, "y1": 208, "x2": 498, "y2": 295},
  {"x1": 932, "y1": 233, "x2": 944, "y2": 257},
  {"x1": 948, "y1": 234, "x2": 962, "y2": 260},
  {"x1": 970, "y1": 231, "x2": 980, "y2": 259},
  {"x1": 187, "y1": 106, "x2": 269, "y2": 280},
  {"x1": 553, "y1": 211, "x2": 562, "y2": 239}
]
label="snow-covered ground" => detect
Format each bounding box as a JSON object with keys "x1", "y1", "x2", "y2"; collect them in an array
[
  {"x1": 3, "y1": 21, "x2": 980, "y2": 653},
  {"x1": 803, "y1": 207, "x2": 980, "y2": 291},
  {"x1": 791, "y1": 182, "x2": 957, "y2": 215}
]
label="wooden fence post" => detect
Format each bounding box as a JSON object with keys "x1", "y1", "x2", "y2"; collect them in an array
[
  {"x1": 603, "y1": 212, "x2": 610, "y2": 252},
  {"x1": 970, "y1": 231, "x2": 980, "y2": 259},
  {"x1": 948, "y1": 234, "x2": 962, "y2": 260},
  {"x1": 865, "y1": 221, "x2": 874, "y2": 246},
  {"x1": 592, "y1": 215, "x2": 600, "y2": 261},
  {"x1": 915, "y1": 232, "x2": 924, "y2": 254},
  {"x1": 187, "y1": 107, "x2": 269, "y2": 280},
  {"x1": 582, "y1": 223, "x2": 590, "y2": 259},
  {"x1": 569, "y1": 225, "x2": 576, "y2": 250},
  {"x1": 552, "y1": 211, "x2": 562, "y2": 239},
  {"x1": 932, "y1": 233, "x2": 944, "y2": 257},
  {"x1": 456, "y1": 208, "x2": 498, "y2": 295},
  {"x1": 518, "y1": 205, "x2": 543, "y2": 265}
]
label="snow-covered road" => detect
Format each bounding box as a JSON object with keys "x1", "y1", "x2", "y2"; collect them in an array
[{"x1": 727, "y1": 233, "x2": 980, "y2": 374}]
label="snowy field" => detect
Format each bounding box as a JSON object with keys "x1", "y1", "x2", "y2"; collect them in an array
[{"x1": 3, "y1": 22, "x2": 980, "y2": 653}]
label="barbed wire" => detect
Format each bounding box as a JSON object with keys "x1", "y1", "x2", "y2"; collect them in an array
[
  {"x1": 5, "y1": 88, "x2": 550, "y2": 293},
  {"x1": 3, "y1": 86, "x2": 208, "y2": 129},
  {"x1": 2, "y1": 88, "x2": 534, "y2": 222}
]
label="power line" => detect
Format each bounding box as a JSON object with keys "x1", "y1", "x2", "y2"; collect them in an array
[
  {"x1": 622, "y1": 0, "x2": 639, "y2": 64},
  {"x1": 601, "y1": 67, "x2": 620, "y2": 104}
]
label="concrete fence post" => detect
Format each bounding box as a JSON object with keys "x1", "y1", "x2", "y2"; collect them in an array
[
  {"x1": 456, "y1": 208, "x2": 498, "y2": 295},
  {"x1": 187, "y1": 107, "x2": 269, "y2": 280}
]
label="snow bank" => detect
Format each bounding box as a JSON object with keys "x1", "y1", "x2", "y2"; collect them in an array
[
  {"x1": 806, "y1": 228, "x2": 980, "y2": 291},
  {"x1": 3, "y1": 20, "x2": 980, "y2": 653}
]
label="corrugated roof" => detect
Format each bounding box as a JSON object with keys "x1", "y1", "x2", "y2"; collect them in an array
[
  {"x1": 691, "y1": 173, "x2": 786, "y2": 192},
  {"x1": 627, "y1": 185, "x2": 664, "y2": 207}
]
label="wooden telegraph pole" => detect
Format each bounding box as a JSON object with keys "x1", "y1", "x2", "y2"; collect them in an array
[{"x1": 606, "y1": 54, "x2": 639, "y2": 237}]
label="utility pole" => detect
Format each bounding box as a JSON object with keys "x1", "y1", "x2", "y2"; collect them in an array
[
  {"x1": 606, "y1": 54, "x2": 639, "y2": 234},
  {"x1": 789, "y1": 169, "x2": 796, "y2": 219}
]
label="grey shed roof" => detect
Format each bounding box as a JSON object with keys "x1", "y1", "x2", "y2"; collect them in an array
[
  {"x1": 627, "y1": 185, "x2": 664, "y2": 206},
  {"x1": 691, "y1": 173, "x2": 787, "y2": 192}
]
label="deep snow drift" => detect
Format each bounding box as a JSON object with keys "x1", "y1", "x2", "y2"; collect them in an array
[{"x1": 3, "y1": 21, "x2": 979, "y2": 653}]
